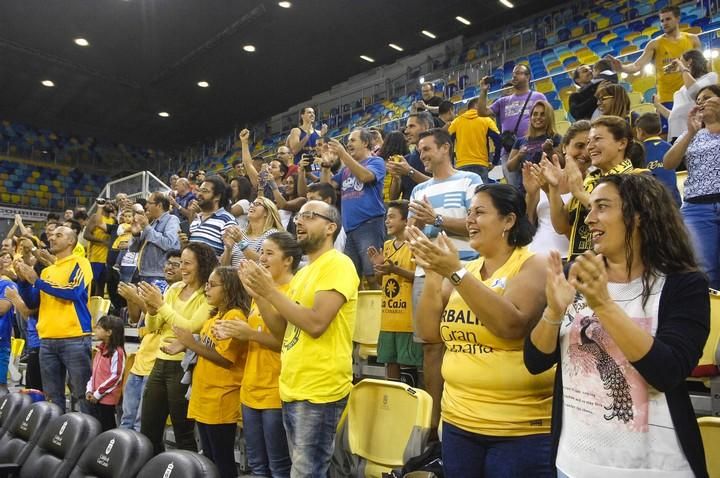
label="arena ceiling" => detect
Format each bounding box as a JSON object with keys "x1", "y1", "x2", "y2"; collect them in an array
[{"x1": 0, "y1": 0, "x2": 561, "y2": 151}]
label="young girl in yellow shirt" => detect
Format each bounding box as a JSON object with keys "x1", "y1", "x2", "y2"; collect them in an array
[{"x1": 168, "y1": 266, "x2": 251, "y2": 478}]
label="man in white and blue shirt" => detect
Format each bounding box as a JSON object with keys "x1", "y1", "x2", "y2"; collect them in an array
[
  {"x1": 408, "y1": 128, "x2": 483, "y2": 432},
  {"x1": 189, "y1": 176, "x2": 237, "y2": 256}
]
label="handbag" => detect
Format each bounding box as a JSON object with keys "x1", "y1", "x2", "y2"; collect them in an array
[{"x1": 500, "y1": 91, "x2": 533, "y2": 153}]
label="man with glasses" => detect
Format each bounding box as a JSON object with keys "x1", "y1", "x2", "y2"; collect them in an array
[
  {"x1": 322, "y1": 128, "x2": 386, "y2": 289},
  {"x1": 189, "y1": 176, "x2": 237, "y2": 256},
  {"x1": 569, "y1": 60, "x2": 618, "y2": 121},
  {"x1": 239, "y1": 200, "x2": 358, "y2": 477},
  {"x1": 128, "y1": 192, "x2": 180, "y2": 284}
]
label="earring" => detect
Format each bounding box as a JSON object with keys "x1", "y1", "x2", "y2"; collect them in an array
[{"x1": 502, "y1": 229, "x2": 506, "y2": 239}]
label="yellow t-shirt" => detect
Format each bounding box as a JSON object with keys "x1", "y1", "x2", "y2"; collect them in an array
[
  {"x1": 380, "y1": 239, "x2": 415, "y2": 332},
  {"x1": 145, "y1": 281, "x2": 212, "y2": 361},
  {"x1": 280, "y1": 249, "x2": 359, "y2": 404},
  {"x1": 112, "y1": 228, "x2": 132, "y2": 250},
  {"x1": 241, "y1": 284, "x2": 289, "y2": 410},
  {"x1": 448, "y1": 110, "x2": 500, "y2": 168},
  {"x1": 129, "y1": 324, "x2": 161, "y2": 376},
  {"x1": 187, "y1": 309, "x2": 248, "y2": 424},
  {"x1": 654, "y1": 33, "x2": 696, "y2": 102},
  {"x1": 441, "y1": 247, "x2": 554, "y2": 436},
  {"x1": 87, "y1": 216, "x2": 115, "y2": 263},
  {"x1": 383, "y1": 155, "x2": 404, "y2": 203}
]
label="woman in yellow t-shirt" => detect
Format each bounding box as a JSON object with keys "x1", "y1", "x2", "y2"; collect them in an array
[
  {"x1": 408, "y1": 183, "x2": 554, "y2": 477},
  {"x1": 214, "y1": 231, "x2": 301, "y2": 478},
  {"x1": 167, "y1": 266, "x2": 251, "y2": 478}
]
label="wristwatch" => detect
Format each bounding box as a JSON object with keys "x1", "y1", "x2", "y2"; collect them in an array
[
  {"x1": 449, "y1": 268, "x2": 468, "y2": 286},
  {"x1": 433, "y1": 214, "x2": 444, "y2": 228},
  {"x1": 408, "y1": 168, "x2": 416, "y2": 177},
  {"x1": 239, "y1": 239, "x2": 250, "y2": 251}
]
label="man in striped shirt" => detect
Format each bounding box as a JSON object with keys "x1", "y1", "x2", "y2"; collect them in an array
[{"x1": 188, "y1": 176, "x2": 237, "y2": 256}]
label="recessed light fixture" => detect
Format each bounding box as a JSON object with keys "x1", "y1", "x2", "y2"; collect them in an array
[
  {"x1": 278, "y1": 1, "x2": 291, "y2": 7},
  {"x1": 158, "y1": 112, "x2": 170, "y2": 118},
  {"x1": 388, "y1": 43, "x2": 404, "y2": 52},
  {"x1": 243, "y1": 44, "x2": 256, "y2": 52},
  {"x1": 419, "y1": 76, "x2": 425, "y2": 84},
  {"x1": 197, "y1": 81, "x2": 210, "y2": 88},
  {"x1": 455, "y1": 16, "x2": 471, "y2": 25},
  {"x1": 41, "y1": 80, "x2": 55, "y2": 87},
  {"x1": 360, "y1": 55, "x2": 375, "y2": 63},
  {"x1": 421, "y1": 30, "x2": 437, "y2": 39},
  {"x1": 74, "y1": 38, "x2": 90, "y2": 47},
  {"x1": 499, "y1": 0, "x2": 514, "y2": 8}
]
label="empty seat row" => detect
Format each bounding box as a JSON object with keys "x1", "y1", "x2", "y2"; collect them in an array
[{"x1": 0, "y1": 393, "x2": 219, "y2": 478}]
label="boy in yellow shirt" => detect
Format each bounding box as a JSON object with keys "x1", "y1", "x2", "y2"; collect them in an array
[{"x1": 367, "y1": 200, "x2": 422, "y2": 381}]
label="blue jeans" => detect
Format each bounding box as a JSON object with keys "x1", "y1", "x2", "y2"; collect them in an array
[
  {"x1": 282, "y1": 397, "x2": 348, "y2": 478},
  {"x1": 345, "y1": 215, "x2": 386, "y2": 278},
  {"x1": 459, "y1": 164, "x2": 491, "y2": 184},
  {"x1": 441, "y1": 421, "x2": 554, "y2": 478},
  {"x1": 242, "y1": 405, "x2": 291, "y2": 478},
  {"x1": 0, "y1": 346, "x2": 9, "y2": 385},
  {"x1": 120, "y1": 373, "x2": 147, "y2": 431},
  {"x1": 119, "y1": 265, "x2": 136, "y2": 283},
  {"x1": 682, "y1": 201, "x2": 720, "y2": 289},
  {"x1": 40, "y1": 336, "x2": 92, "y2": 413}
]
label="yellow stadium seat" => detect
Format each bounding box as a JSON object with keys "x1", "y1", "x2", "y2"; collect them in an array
[
  {"x1": 89, "y1": 296, "x2": 111, "y2": 328},
  {"x1": 682, "y1": 26, "x2": 702, "y2": 35},
  {"x1": 676, "y1": 170, "x2": 688, "y2": 199},
  {"x1": 631, "y1": 76, "x2": 656, "y2": 96},
  {"x1": 628, "y1": 91, "x2": 643, "y2": 107},
  {"x1": 620, "y1": 45, "x2": 639, "y2": 55},
  {"x1": 631, "y1": 104, "x2": 656, "y2": 116},
  {"x1": 698, "y1": 417, "x2": 720, "y2": 477},
  {"x1": 625, "y1": 32, "x2": 641, "y2": 43},
  {"x1": 554, "y1": 109, "x2": 568, "y2": 123},
  {"x1": 642, "y1": 26, "x2": 659, "y2": 37},
  {"x1": 1, "y1": 193, "x2": 9, "y2": 203},
  {"x1": 556, "y1": 121, "x2": 571, "y2": 136},
  {"x1": 353, "y1": 291, "x2": 382, "y2": 360},
  {"x1": 10, "y1": 195, "x2": 20, "y2": 204},
  {"x1": 343, "y1": 379, "x2": 433, "y2": 476},
  {"x1": 602, "y1": 32, "x2": 618, "y2": 44},
  {"x1": 39, "y1": 198, "x2": 48, "y2": 208},
  {"x1": 696, "y1": 291, "x2": 720, "y2": 377},
  {"x1": 11, "y1": 338, "x2": 24, "y2": 360}
]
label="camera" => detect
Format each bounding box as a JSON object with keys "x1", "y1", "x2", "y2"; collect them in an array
[{"x1": 96, "y1": 198, "x2": 107, "y2": 205}]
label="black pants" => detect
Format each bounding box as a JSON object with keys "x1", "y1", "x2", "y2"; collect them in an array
[
  {"x1": 106, "y1": 267, "x2": 125, "y2": 311},
  {"x1": 140, "y1": 359, "x2": 196, "y2": 455},
  {"x1": 197, "y1": 422, "x2": 238, "y2": 478},
  {"x1": 25, "y1": 348, "x2": 42, "y2": 390},
  {"x1": 91, "y1": 402, "x2": 118, "y2": 431}
]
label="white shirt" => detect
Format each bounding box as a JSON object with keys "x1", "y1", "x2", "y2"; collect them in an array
[
  {"x1": 668, "y1": 72, "x2": 717, "y2": 140},
  {"x1": 529, "y1": 190, "x2": 571, "y2": 258}
]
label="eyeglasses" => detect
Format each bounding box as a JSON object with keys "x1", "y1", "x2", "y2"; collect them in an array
[
  {"x1": 293, "y1": 211, "x2": 334, "y2": 224},
  {"x1": 165, "y1": 261, "x2": 181, "y2": 269},
  {"x1": 251, "y1": 201, "x2": 266, "y2": 208},
  {"x1": 197, "y1": 187, "x2": 212, "y2": 194}
]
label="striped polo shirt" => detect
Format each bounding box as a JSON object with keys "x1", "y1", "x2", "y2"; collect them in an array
[
  {"x1": 189, "y1": 207, "x2": 237, "y2": 256},
  {"x1": 409, "y1": 170, "x2": 483, "y2": 275}
]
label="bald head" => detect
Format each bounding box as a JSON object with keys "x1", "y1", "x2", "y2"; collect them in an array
[{"x1": 49, "y1": 225, "x2": 78, "y2": 256}]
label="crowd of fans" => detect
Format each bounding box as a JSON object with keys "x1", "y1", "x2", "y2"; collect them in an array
[{"x1": 0, "y1": 5, "x2": 718, "y2": 477}]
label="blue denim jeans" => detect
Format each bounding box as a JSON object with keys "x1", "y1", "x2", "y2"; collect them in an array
[
  {"x1": 242, "y1": 405, "x2": 291, "y2": 478},
  {"x1": 441, "y1": 421, "x2": 554, "y2": 478},
  {"x1": 682, "y1": 201, "x2": 720, "y2": 289},
  {"x1": 120, "y1": 372, "x2": 147, "y2": 432},
  {"x1": 282, "y1": 397, "x2": 348, "y2": 478},
  {"x1": 344, "y1": 216, "x2": 386, "y2": 278},
  {"x1": 40, "y1": 336, "x2": 93, "y2": 413},
  {"x1": 459, "y1": 164, "x2": 491, "y2": 184}
]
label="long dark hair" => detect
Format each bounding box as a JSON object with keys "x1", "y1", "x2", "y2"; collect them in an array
[
  {"x1": 96, "y1": 315, "x2": 125, "y2": 356},
  {"x1": 378, "y1": 131, "x2": 409, "y2": 159},
  {"x1": 229, "y1": 176, "x2": 253, "y2": 202},
  {"x1": 683, "y1": 49, "x2": 709, "y2": 79},
  {"x1": 474, "y1": 184, "x2": 535, "y2": 247},
  {"x1": 596, "y1": 174, "x2": 698, "y2": 306},
  {"x1": 182, "y1": 242, "x2": 219, "y2": 286},
  {"x1": 210, "y1": 266, "x2": 251, "y2": 316},
  {"x1": 591, "y1": 115, "x2": 645, "y2": 168},
  {"x1": 265, "y1": 231, "x2": 303, "y2": 273}
]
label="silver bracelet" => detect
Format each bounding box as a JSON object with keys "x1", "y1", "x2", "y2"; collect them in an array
[{"x1": 541, "y1": 314, "x2": 563, "y2": 326}]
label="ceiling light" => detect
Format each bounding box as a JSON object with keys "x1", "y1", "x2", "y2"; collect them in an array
[
  {"x1": 455, "y1": 16, "x2": 471, "y2": 25},
  {"x1": 41, "y1": 80, "x2": 55, "y2": 87},
  {"x1": 74, "y1": 38, "x2": 90, "y2": 47},
  {"x1": 278, "y1": 1, "x2": 291, "y2": 7},
  {"x1": 421, "y1": 30, "x2": 437, "y2": 39},
  {"x1": 499, "y1": 0, "x2": 514, "y2": 8},
  {"x1": 158, "y1": 112, "x2": 170, "y2": 118},
  {"x1": 197, "y1": 81, "x2": 210, "y2": 88},
  {"x1": 243, "y1": 44, "x2": 256, "y2": 52},
  {"x1": 388, "y1": 43, "x2": 404, "y2": 52},
  {"x1": 360, "y1": 55, "x2": 375, "y2": 63}
]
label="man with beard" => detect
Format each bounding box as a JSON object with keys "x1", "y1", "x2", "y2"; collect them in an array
[
  {"x1": 387, "y1": 112, "x2": 433, "y2": 201},
  {"x1": 188, "y1": 176, "x2": 237, "y2": 256},
  {"x1": 15, "y1": 226, "x2": 94, "y2": 413},
  {"x1": 239, "y1": 200, "x2": 358, "y2": 477}
]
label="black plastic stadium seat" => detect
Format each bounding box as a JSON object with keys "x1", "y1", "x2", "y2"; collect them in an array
[
  {"x1": 19, "y1": 412, "x2": 102, "y2": 478},
  {"x1": 68, "y1": 428, "x2": 153, "y2": 478},
  {"x1": 0, "y1": 393, "x2": 33, "y2": 441},
  {"x1": 136, "y1": 450, "x2": 220, "y2": 478},
  {"x1": 0, "y1": 401, "x2": 63, "y2": 475}
]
